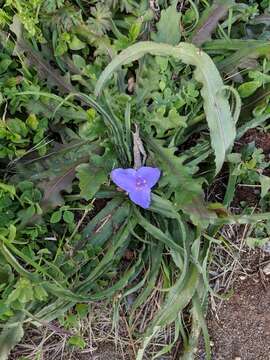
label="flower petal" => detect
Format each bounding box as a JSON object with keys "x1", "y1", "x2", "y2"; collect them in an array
[
  {"x1": 137, "y1": 167, "x2": 161, "y2": 188},
  {"x1": 129, "y1": 188, "x2": 151, "y2": 209},
  {"x1": 111, "y1": 168, "x2": 137, "y2": 192}
]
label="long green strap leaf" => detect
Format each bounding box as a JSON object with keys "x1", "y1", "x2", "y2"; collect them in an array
[
  {"x1": 135, "y1": 210, "x2": 184, "y2": 253},
  {"x1": 130, "y1": 241, "x2": 164, "y2": 322},
  {"x1": 78, "y1": 217, "x2": 136, "y2": 292},
  {"x1": 95, "y1": 41, "x2": 238, "y2": 174}
]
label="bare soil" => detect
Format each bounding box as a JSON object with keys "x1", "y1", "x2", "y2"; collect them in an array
[
  {"x1": 197, "y1": 274, "x2": 270, "y2": 360},
  {"x1": 201, "y1": 125, "x2": 270, "y2": 360},
  {"x1": 238, "y1": 129, "x2": 270, "y2": 154}
]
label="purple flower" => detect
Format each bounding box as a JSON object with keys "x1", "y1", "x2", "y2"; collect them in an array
[{"x1": 111, "y1": 167, "x2": 161, "y2": 209}]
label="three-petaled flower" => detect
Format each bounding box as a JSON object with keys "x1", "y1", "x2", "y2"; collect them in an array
[{"x1": 111, "y1": 167, "x2": 161, "y2": 209}]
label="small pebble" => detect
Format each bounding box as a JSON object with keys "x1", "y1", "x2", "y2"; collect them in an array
[{"x1": 263, "y1": 262, "x2": 270, "y2": 275}]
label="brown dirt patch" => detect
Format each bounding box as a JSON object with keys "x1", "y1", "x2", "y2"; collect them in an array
[
  {"x1": 238, "y1": 129, "x2": 270, "y2": 154},
  {"x1": 196, "y1": 241, "x2": 270, "y2": 360},
  {"x1": 232, "y1": 185, "x2": 260, "y2": 208},
  {"x1": 197, "y1": 275, "x2": 270, "y2": 360}
]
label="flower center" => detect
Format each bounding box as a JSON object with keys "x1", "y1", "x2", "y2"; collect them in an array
[{"x1": 135, "y1": 177, "x2": 147, "y2": 190}]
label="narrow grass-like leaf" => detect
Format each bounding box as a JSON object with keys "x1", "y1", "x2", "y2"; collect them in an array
[
  {"x1": 150, "y1": 194, "x2": 180, "y2": 219},
  {"x1": 223, "y1": 163, "x2": 238, "y2": 207},
  {"x1": 137, "y1": 265, "x2": 199, "y2": 358},
  {"x1": 135, "y1": 210, "x2": 183, "y2": 252},
  {"x1": 44, "y1": 244, "x2": 142, "y2": 302},
  {"x1": 88, "y1": 249, "x2": 143, "y2": 301},
  {"x1": 130, "y1": 242, "x2": 163, "y2": 322},
  {"x1": 136, "y1": 326, "x2": 160, "y2": 360},
  {"x1": 32, "y1": 299, "x2": 72, "y2": 323},
  {"x1": 152, "y1": 319, "x2": 180, "y2": 359},
  {"x1": 82, "y1": 198, "x2": 130, "y2": 247},
  {"x1": 150, "y1": 265, "x2": 199, "y2": 329},
  {"x1": 0, "y1": 243, "x2": 37, "y2": 281},
  {"x1": 78, "y1": 218, "x2": 136, "y2": 292},
  {"x1": 208, "y1": 40, "x2": 270, "y2": 73},
  {"x1": 182, "y1": 291, "x2": 210, "y2": 360},
  {"x1": 213, "y1": 212, "x2": 270, "y2": 225}
]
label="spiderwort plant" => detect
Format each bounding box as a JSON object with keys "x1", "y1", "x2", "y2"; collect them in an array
[{"x1": 111, "y1": 167, "x2": 161, "y2": 208}]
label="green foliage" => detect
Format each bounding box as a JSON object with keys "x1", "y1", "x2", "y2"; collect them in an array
[
  {"x1": 0, "y1": 313, "x2": 24, "y2": 360},
  {"x1": 238, "y1": 69, "x2": 270, "y2": 98},
  {"x1": 87, "y1": 4, "x2": 112, "y2": 36},
  {"x1": 68, "y1": 335, "x2": 86, "y2": 349},
  {"x1": 4, "y1": 0, "x2": 43, "y2": 38},
  {"x1": 75, "y1": 151, "x2": 112, "y2": 200},
  {"x1": 260, "y1": 175, "x2": 270, "y2": 198},
  {"x1": 0, "y1": 1, "x2": 270, "y2": 359},
  {"x1": 42, "y1": 0, "x2": 65, "y2": 12},
  {"x1": 246, "y1": 236, "x2": 269, "y2": 249},
  {"x1": 95, "y1": 41, "x2": 239, "y2": 174},
  {"x1": 152, "y1": 0, "x2": 181, "y2": 45},
  {"x1": 50, "y1": 207, "x2": 75, "y2": 224}
]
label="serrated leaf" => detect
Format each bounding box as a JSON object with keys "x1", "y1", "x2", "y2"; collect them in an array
[
  {"x1": 40, "y1": 168, "x2": 76, "y2": 209},
  {"x1": 14, "y1": 141, "x2": 101, "y2": 210},
  {"x1": 26, "y1": 113, "x2": 39, "y2": 130},
  {"x1": 151, "y1": 107, "x2": 187, "y2": 137},
  {"x1": 18, "y1": 204, "x2": 36, "y2": 223},
  {"x1": 42, "y1": 0, "x2": 64, "y2": 12},
  {"x1": 95, "y1": 41, "x2": 237, "y2": 174},
  {"x1": 9, "y1": 16, "x2": 129, "y2": 165},
  {"x1": 152, "y1": 1, "x2": 181, "y2": 45}
]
